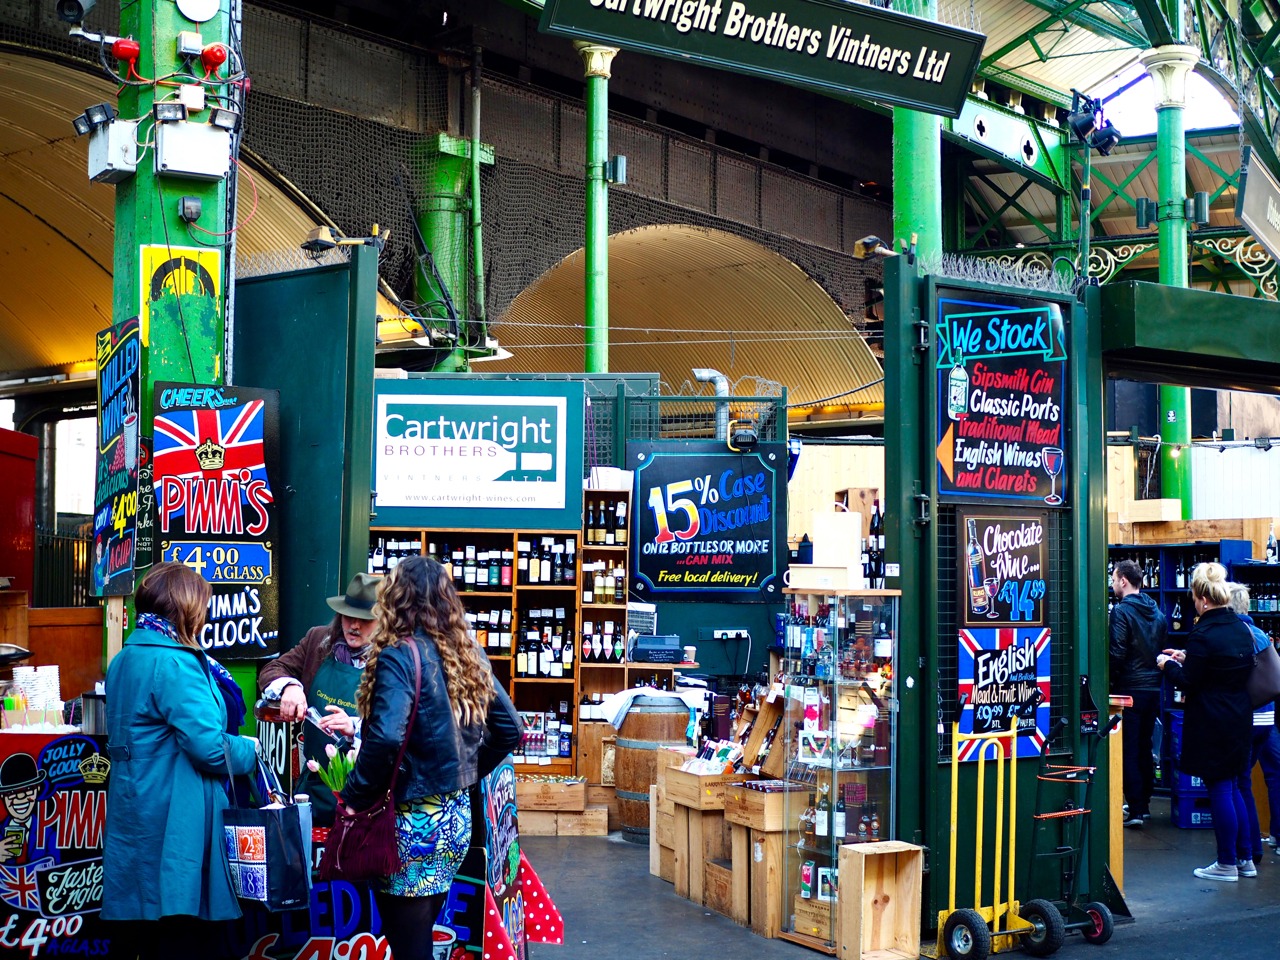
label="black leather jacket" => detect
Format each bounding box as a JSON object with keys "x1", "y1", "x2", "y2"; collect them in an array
[
  {"x1": 341, "y1": 630, "x2": 521, "y2": 811},
  {"x1": 1109, "y1": 592, "x2": 1166, "y2": 692}
]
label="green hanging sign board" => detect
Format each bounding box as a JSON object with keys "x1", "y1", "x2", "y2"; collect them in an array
[{"x1": 539, "y1": 0, "x2": 985, "y2": 118}]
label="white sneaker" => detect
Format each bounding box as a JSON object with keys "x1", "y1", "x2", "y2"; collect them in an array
[
  {"x1": 1193, "y1": 861, "x2": 1239, "y2": 882},
  {"x1": 1239, "y1": 859, "x2": 1258, "y2": 878}
]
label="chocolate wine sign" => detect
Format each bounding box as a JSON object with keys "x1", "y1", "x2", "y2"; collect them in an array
[{"x1": 934, "y1": 289, "x2": 1070, "y2": 506}]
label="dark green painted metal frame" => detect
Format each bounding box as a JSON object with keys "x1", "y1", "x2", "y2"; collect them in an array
[{"x1": 885, "y1": 259, "x2": 1105, "y2": 921}]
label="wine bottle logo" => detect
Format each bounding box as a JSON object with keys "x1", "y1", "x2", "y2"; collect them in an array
[{"x1": 947, "y1": 350, "x2": 969, "y2": 421}]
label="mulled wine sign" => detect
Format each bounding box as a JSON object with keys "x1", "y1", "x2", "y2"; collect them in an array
[
  {"x1": 92, "y1": 317, "x2": 142, "y2": 596},
  {"x1": 627, "y1": 441, "x2": 787, "y2": 600},
  {"x1": 957, "y1": 509, "x2": 1047, "y2": 628},
  {"x1": 153, "y1": 383, "x2": 281, "y2": 660},
  {"x1": 934, "y1": 288, "x2": 1069, "y2": 506}
]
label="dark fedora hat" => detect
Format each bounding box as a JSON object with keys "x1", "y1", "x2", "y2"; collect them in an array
[
  {"x1": 0, "y1": 753, "x2": 45, "y2": 794},
  {"x1": 326, "y1": 573, "x2": 379, "y2": 620}
]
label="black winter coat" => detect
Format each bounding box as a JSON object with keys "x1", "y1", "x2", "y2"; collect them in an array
[
  {"x1": 341, "y1": 630, "x2": 522, "y2": 811},
  {"x1": 1109, "y1": 592, "x2": 1166, "y2": 692},
  {"x1": 1163, "y1": 606, "x2": 1254, "y2": 781}
]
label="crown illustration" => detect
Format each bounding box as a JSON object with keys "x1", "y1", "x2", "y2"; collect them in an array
[
  {"x1": 195, "y1": 438, "x2": 225, "y2": 471},
  {"x1": 79, "y1": 753, "x2": 110, "y2": 785}
]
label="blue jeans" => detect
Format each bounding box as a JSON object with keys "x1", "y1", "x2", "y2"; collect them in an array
[
  {"x1": 1206, "y1": 776, "x2": 1251, "y2": 866},
  {"x1": 1255, "y1": 724, "x2": 1280, "y2": 839},
  {"x1": 1237, "y1": 726, "x2": 1276, "y2": 860}
]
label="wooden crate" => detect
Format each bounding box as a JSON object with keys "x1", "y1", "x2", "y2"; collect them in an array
[
  {"x1": 655, "y1": 784, "x2": 675, "y2": 817},
  {"x1": 650, "y1": 786, "x2": 675, "y2": 883},
  {"x1": 724, "y1": 784, "x2": 789, "y2": 832},
  {"x1": 586, "y1": 785, "x2": 619, "y2": 830},
  {"x1": 837, "y1": 841, "x2": 923, "y2": 960},
  {"x1": 519, "y1": 811, "x2": 558, "y2": 837},
  {"x1": 703, "y1": 860, "x2": 734, "y2": 916},
  {"x1": 656, "y1": 810, "x2": 675, "y2": 849},
  {"x1": 750, "y1": 828, "x2": 787, "y2": 939},
  {"x1": 557, "y1": 806, "x2": 609, "y2": 836},
  {"x1": 665, "y1": 767, "x2": 753, "y2": 810},
  {"x1": 741, "y1": 697, "x2": 784, "y2": 769},
  {"x1": 673, "y1": 803, "x2": 733, "y2": 902},
  {"x1": 728, "y1": 822, "x2": 752, "y2": 926},
  {"x1": 577, "y1": 722, "x2": 611, "y2": 784},
  {"x1": 517, "y1": 778, "x2": 586, "y2": 812},
  {"x1": 795, "y1": 895, "x2": 836, "y2": 941}
]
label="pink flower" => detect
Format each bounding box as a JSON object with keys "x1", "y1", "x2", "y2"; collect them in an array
[
  {"x1": 325, "y1": 743, "x2": 338, "y2": 760},
  {"x1": 306, "y1": 759, "x2": 321, "y2": 773}
]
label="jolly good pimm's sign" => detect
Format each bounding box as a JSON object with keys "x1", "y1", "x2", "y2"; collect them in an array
[
  {"x1": 374, "y1": 378, "x2": 585, "y2": 531},
  {"x1": 540, "y1": 0, "x2": 984, "y2": 118}
]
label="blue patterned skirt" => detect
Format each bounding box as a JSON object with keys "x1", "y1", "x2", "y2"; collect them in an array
[{"x1": 381, "y1": 789, "x2": 472, "y2": 897}]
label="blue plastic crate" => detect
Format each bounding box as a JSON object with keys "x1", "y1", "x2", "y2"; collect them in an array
[
  {"x1": 1170, "y1": 766, "x2": 1208, "y2": 796},
  {"x1": 1171, "y1": 794, "x2": 1214, "y2": 829},
  {"x1": 1165, "y1": 710, "x2": 1184, "y2": 760}
]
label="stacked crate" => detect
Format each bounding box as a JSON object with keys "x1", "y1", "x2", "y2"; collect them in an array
[{"x1": 1164, "y1": 711, "x2": 1213, "y2": 829}]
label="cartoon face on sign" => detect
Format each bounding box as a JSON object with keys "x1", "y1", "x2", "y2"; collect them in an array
[{"x1": 0, "y1": 754, "x2": 46, "y2": 865}]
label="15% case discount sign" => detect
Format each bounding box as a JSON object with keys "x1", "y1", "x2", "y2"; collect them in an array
[{"x1": 628, "y1": 441, "x2": 786, "y2": 601}]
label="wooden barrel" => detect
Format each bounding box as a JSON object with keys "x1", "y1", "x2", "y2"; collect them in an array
[{"x1": 615, "y1": 696, "x2": 689, "y2": 844}]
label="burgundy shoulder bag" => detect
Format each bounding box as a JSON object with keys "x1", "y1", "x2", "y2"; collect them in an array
[{"x1": 318, "y1": 638, "x2": 422, "y2": 883}]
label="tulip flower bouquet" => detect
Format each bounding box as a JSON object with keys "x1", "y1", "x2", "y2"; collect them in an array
[{"x1": 307, "y1": 741, "x2": 359, "y2": 795}]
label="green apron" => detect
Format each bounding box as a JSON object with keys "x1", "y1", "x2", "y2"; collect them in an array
[{"x1": 301, "y1": 654, "x2": 362, "y2": 826}]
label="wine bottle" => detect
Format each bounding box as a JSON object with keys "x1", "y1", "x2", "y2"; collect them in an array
[
  {"x1": 816, "y1": 786, "x2": 830, "y2": 838},
  {"x1": 516, "y1": 635, "x2": 529, "y2": 677},
  {"x1": 614, "y1": 566, "x2": 625, "y2": 604},
  {"x1": 540, "y1": 539, "x2": 554, "y2": 584},
  {"x1": 587, "y1": 501, "x2": 598, "y2": 544},
  {"x1": 833, "y1": 792, "x2": 847, "y2": 840},
  {"x1": 615, "y1": 500, "x2": 628, "y2": 546},
  {"x1": 1171, "y1": 600, "x2": 1183, "y2": 632},
  {"x1": 563, "y1": 538, "x2": 576, "y2": 585}
]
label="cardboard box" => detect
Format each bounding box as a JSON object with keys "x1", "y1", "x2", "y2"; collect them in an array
[
  {"x1": 517, "y1": 777, "x2": 587, "y2": 812},
  {"x1": 724, "y1": 784, "x2": 789, "y2": 832}
]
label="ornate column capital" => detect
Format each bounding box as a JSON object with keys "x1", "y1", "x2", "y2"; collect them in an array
[
  {"x1": 1138, "y1": 45, "x2": 1201, "y2": 110},
  {"x1": 574, "y1": 41, "x2": 619, "y2": 79}
]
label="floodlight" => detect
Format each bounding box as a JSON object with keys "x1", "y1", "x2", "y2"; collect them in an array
[
  {"x1": 301, "y1": 226, "x2": 339, "y2": 258},
  {"x1": 153, "y1": 101, "x2": 188, "y2": 123},
  {"x1": 852, "y1": 235, "x2": 896, "y2": 260},
  {"x1": 1066, "y1": 107, "x2": 1099, "y2": 142},
  {"x1": 209, "y1": 107, "x2": 241, "y2": 133},
  {"x1": 71, "y1": 113, "x2": 92, "y2": 136},
  {"x1": 83, "y1": 102, "x2": 116, "y2": 127},
  {"x1": 1088, "y1": 120, "x2": 1122, "y2": 156}
]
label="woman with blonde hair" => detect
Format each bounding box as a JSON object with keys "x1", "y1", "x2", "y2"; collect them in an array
[
  {"x1": 340, "y1": 555, "x2": 520, "y2": 960},
  {"x1": 1158, "y1": 562, "x2": 1255, "y2": 881},
  {"x1": 102, "y1": 562, "x2": 260, "y2": 958}
]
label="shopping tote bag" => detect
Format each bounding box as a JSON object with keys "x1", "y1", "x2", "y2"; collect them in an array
[{"x1": 223, "y1": 756, "x2": 312, "y2": 912}]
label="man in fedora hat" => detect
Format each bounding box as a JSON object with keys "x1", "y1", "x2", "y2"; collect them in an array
[
  {"x1": 0, "y1": 753, "x2": 46, "y2": 864},
  {"x1": 258, "y1": 573, "x2": 380, "y2": 824}
]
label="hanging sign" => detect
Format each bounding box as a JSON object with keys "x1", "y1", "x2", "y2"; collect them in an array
[
  {"x1": 957, "y1": 627, "x2": 1050, "y2": 757},
  {"x1": 957, "y1": 508, "x2": 1047, "y2": 628},
  {"x1": 92, "y1": 317, "x2": 142, "y2": 597},
  {"x1": 628, "y1": 441, "x2": 786, "y2": 600},
  {"x1": 539, "y1": 0, "x2": 984, "y2": 119},
  {"x1": 1236, "y1": 145, "x2": 1280, "y2": 264},
  {"x1": 934, "y1": 288, "x2": 1070, "y2": 505},
  {"x1": 373, "y1": 378, "x2": 585, "y2": 532},
  {"x1": 153, "y1": 382, "x2": 281, "y2": 660}
]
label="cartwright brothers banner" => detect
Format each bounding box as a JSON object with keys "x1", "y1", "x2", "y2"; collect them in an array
[{"x1": 540, "y1": 0, "x2": 985, "y2": 118}]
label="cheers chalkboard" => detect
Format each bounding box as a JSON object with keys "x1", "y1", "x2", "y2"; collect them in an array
[{"x1": 934, "y1": 289, "x2": 1069, "y2": 506}]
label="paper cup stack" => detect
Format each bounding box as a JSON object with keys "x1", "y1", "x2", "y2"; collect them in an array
[{"x1": 12, "y1": 665, "x2": 61, "y2": 708}]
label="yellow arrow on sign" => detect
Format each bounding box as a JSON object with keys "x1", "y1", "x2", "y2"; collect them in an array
[{"x1": 937, "y1": 423, "x2": 955, "y2": 482}]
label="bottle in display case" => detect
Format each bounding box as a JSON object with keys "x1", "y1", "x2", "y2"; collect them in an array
[{"x1": 778, "y1": 588, "x2": 899, "y2": 948}]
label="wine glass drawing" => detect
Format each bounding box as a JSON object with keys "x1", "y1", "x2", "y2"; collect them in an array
[
  {"x1": 1042, "y1": 446, "x2": 1064, "y2": 505},
  {"x1": 983, "y1": 577, "x2": 1000, "y2": 619}
]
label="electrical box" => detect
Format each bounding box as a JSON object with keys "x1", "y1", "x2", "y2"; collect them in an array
[
  {"x1": 88, "y1": 119, "x2": 139, "y2": 184},
  {"x1": 155, "y1": 121, "x2": 231, "y2": 181}
]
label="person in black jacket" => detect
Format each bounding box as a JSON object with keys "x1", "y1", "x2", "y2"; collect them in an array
[
  {"x1": 1109, "y1": 558, "x2": 1166, "y2": 826},
  {"x1": 341, "y1": 556, "x2": 521, "y2": 960},
  {"x1": 1158, "y1": 562, "x2": 1255, "y2": 882}
]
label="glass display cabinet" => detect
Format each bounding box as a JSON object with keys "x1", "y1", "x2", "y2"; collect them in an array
[{"x1": 777, "y1": 589, "x2": 900, "y2": 952}]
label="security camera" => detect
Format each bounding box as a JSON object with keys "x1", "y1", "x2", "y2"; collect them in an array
[{"x1": 56, "y1": 0, "x2": 97, "y2": 23}]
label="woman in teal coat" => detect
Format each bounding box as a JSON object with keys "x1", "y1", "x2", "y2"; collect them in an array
[{"x1": 103, "y1": 562, "x2": 259, "y2": 957}]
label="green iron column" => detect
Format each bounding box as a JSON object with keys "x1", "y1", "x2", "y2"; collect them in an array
[
  {"x1": 1139, "y1": 45, "x2": 1199, "y2": 518},
  {"x1": 892, "y1": 0, "x2": 942, "y2": 262},
  {"x1": 575, "y1": 42, "x2": 618, "y2": 374}
]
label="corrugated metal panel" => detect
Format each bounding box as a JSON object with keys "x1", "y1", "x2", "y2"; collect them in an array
[
  {"x1": 0, "y1": 52, "x2": 325, "y2": 380},
  {"x1": 486, "y1": 224, "x2": 883, "y2": 410},
  {"x1": 1190, "y1": 446, "x2": 1280, "y2": 519}
]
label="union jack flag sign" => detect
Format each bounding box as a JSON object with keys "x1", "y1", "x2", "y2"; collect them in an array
[
  {"x1": 153, "y1": 399, "x2": 272, "y2": 521},
  {"x1": 957, "y1": 626, "x2": 1051, "y2": 760},
  {"x1": 0, "y1": 857, "x2": 52, "y2": 912}
]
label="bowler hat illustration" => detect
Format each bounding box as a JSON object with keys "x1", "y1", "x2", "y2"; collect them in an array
[{"x1": 0, "y1": 754, "x2": 45, "y2": 794}]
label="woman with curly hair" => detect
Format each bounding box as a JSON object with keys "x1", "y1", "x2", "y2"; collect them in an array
[{"x1": 339, "y1": 555, "x2": 521, "y2": 959}]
